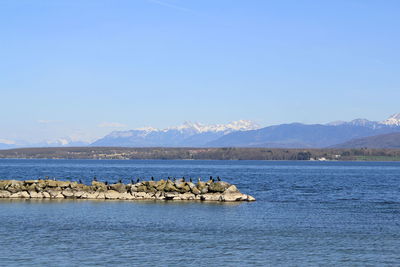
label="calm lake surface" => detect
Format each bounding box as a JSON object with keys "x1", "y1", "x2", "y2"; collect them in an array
[{"x1": 0, "y1": 159, "x2": 399, "y2": 266}]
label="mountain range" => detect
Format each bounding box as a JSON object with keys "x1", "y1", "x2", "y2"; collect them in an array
[
  {"x1": 334, "y1": 132, "x2": 400, "y2": 149},
  {"x1": 91, "y1": 120, "x2": 260, "y2": 147},
  {"x1": 91, "y1": 113, "x2": 400, "y2": 148},
  {"x1": 2, "y1": 114, "x2": 400, "y2": 149}
]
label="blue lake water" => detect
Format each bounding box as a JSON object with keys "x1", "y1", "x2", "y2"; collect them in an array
[{"x1": 0, "y1": 159, "x2": 399, "y2": 266}]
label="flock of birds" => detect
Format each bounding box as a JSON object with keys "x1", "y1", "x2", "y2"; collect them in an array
[{"x1": 39, "y1": 176, "x2": 222, "y2": 185}]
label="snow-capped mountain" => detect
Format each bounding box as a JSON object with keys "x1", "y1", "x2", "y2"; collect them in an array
[
  {"x1": 166, "y1": 120, "x2": 258, "y2": 134},
  {"x1": 327, "y1": 114, "x2": 400, "y2": 129},
  {"x1": 326, "y1": 118, "x2": 380, "y2": 128},
  {"x1": 91, "y1": 120, "x2": 260, "y2": 147},
  {"x1": 381, "y1": 113, "x2": 400, "y2": 126},
  {"x1": 3, "y1": 113, "x2": 400, "y2": 150}
]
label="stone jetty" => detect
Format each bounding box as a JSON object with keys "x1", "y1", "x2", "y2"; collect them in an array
[{"x1": 0, "y1": 179, "x2": 256, "y2": 202}]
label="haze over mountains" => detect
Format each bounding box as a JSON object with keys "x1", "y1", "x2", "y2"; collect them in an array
[
  {"x1": 2, "y1": 114, "x2": 400, "y2": 149},
  {"x1": 92, "y1": 113, "x2": 400, "y2": 148},
  {"x1": 334, "y1": 132, "x2": 400, "y2": 149},
  {"x1": 91, "y1": 120, "x2": 260, "y2": 147}
]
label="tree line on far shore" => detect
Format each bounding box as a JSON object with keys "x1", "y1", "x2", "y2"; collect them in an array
[{"x1": 0, "y1": 147, "x2": 400, "y2": 161}]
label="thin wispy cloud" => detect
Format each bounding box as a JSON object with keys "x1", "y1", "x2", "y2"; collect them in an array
[
  {"x1": 98, "y1": 122, "x2": 127, "y2": 128},
  {"x1": 0, "y1": 138, "x2": 16, "y2": 145}
]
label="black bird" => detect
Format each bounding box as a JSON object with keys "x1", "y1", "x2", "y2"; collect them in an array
[
  {"x1": 211, "y1": 177, "x2": 215, "y2": 182},
  {"x1": 189, "y1": 178, "x2": 192, "y2": 182},
  {"x1": 182, "y1": 177, "x2": 185, "y2": 182},
  {"x1": 93, "y1": 176, "x2": 97, "y2": 182},
  {"x1": 105, "y1": 181, "x2": 108, "y2": 185},
  {"x1": 151, "y1": 176, "x2": 154, "y2": 181},
  {"x1": 217, "y1": 176, "x2": 221, "y2": 181},
  {"x1": 130, "y1": 179, "x2": 134, "y2": 184},
  {"x1": 79, "y1": 179, "x2": 82, "y2": 184},
  {"x1": 167, "y1": 177, "x2": 171, "y2": 180},
  {"x1": 118, "y1": 179, "x2": 122, "y2": 184},
  {"x1": 209, "y1": 176, "x2": 213, "y2": 180},
  {"x1": 136, "y1": 178, "x2": 140, "y2": 183},
  {"x1": 173, "y1": 177, "x2": 176, "y2": 181}
]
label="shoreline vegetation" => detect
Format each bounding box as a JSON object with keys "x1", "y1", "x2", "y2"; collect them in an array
[{"x1": 0, "y1": 147, "x2": 400, "y2": 161}]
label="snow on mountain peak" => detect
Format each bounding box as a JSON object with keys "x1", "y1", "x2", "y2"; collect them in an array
[
  {"x1": 381, "y1": 113, "x2": 400, "y2": 126},
  {"x1": 106, "y1": 120, "x2": 260, "y2": 139},
  {"x1": 165, "y1": 120, "x2": 260, "y2": 134},
  {"x1": 136, "y1": 126, "x2": 159, "y2": 132},
  {"x1": 326, "y1": 118, "x2": 377, "y2": 127},
  {"x1": 131, "y1": 120, "x2": 259, "y2": 133}
]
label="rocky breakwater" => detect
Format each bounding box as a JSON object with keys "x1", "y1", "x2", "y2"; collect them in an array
[{"x1": 0, "y1": 179, "x2": 256, "y2": 202}]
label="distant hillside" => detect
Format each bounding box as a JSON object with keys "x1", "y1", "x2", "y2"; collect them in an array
[
  {"x1": 206, "y1": 123, "x2": 400, "y2": 148},
  {"x1": 7, "y1": 113, "x2": 400, "y2": 149},
  {"x1": 91, "y1": 120, "x2": 259, "y2": 147},
  {"x1": 90, "y1": 114, "x2": 400, "y2": 148},
  {"x1": 333, "y1": 132, "x2": 400, "y2": 148}
]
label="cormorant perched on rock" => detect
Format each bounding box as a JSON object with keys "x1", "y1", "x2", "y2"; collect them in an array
[
  {"x1": 79, "y1": 179, "x2": 82, "y2": 184},
  {"x1": 209, "y1": 176, "x2": 213, "y2": 180},
  {"x1": 217, "y1": 176, "x2": 221, "y2": 181},
  {"x1": 173, "y1": 177, "x2": 176, "y2": 181},
  {"x1": 105, "y1": 181, "x2": 108, "y2": 185},
  {"x1": 136, "y1": 178, "x2": 140, "y2": 183},
  {"x1": 211, "y1": 177, "x2": 215, "y2": 182},
  {"x1": 189, "y1": 178, "x2": 192, "y2": 182},
  {"x1": 182, "y1": 177, "x2": 185, "y2": 182},
  {"x1": 118, "y1": 179, "x2": 122, "y2": 184},
  {"x1": 130, "y1": 179, "x2": 134, "y2": 184},
  {"x1": 167, "y1": 177, "x2": 171, "y2": 180},
  {"x1": 93, "y1": 176, "x2": 97, "y2": 182},
  {"x1": 151, "y1": 176, "x2": 154, "y2": 181}
]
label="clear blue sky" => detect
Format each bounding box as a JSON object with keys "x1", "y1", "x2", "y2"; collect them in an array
[{"x1": 1, "y1": 0, "x2": 399, "y2": 143}]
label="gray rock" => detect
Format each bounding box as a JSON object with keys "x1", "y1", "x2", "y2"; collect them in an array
[
  {"x1": 10, "y1": 191, "x2": 30, "y2": 198},
  {"x1": 165, "y1": 192, "x2": 179, "y2": 200},
  {"x1": 179, "y1": 192, "x2": 195, "y2": 200},
  {"x1": 92, "y1": 181, "x2": 107, "y2": 192},
  {"x1": 247, "y1": 195, "x2": 256, "y2": 201},
  {"x1": 73, "y1": 191, "x2": 85, "y2": 198},
  {"x1": 62, "y1": 189, "x2": 75, "y2": 198},
  {"x1": 109, "y1": 183, "x2": 127, "y2": 193},
  {"x1": 191, "y1": 187, "x2": 201, "y2": 195},
  {"x1": 200, "y1": 193, "x2": 222, "y2": 201},
  {"x1": 221, "y1": 192, "x2": 245, "y2": 202},
  {"x1": 6, "y1": 180, "x2": 24, "y2": 193},
  {"x1": 29, "y1": 191, "x2": 43, "y2": 198},
  {"x1": 0, "y1": 190, "x2": 11, "y2": 198},
  {"x1": 105, "y1": 190, "x2": 120, "y2": 199},
  {"x1": 225, "y1": 185, "x2": 239, "y2": 193},
  {"x1": 118, "y1": 192, "x2": 135, "y2": 200},
  {"x1": 0, "y1": 179, "x2": 255, "y2": 202},
  {"x1": 154, "y1": 191, "x2": 165, "y2": 200},
  {"x1": 42, "y1": 192, "x2": 51, "y2": 198},
  {"x1": 208, "y1": 181, "x2": 231, "y2": 193}
]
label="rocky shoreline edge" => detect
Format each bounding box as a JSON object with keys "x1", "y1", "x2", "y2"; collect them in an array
[{"x1": 0, "y1": 179, "x2": 256, "y2": 202}]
